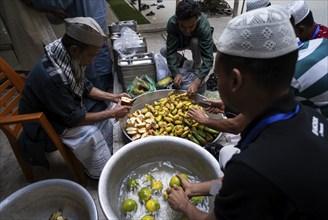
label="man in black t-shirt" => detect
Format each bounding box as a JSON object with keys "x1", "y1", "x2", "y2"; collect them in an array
[{"x1": 166, "y1": 6, "x2": 328, "y2": 220}]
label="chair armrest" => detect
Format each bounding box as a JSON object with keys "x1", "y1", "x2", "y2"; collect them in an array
[
  {"x1": 0, "y1": 112, "x2": 63, "y2": 147},
  {"x1": 0, "y1": 112, "x2": 44, "y2": 124}
]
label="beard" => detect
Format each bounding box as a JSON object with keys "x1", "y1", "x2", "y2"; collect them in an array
[{"x1": 71, "y1": 56, "x2": 86, "y2": 83}]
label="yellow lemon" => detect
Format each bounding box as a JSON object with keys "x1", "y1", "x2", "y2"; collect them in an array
[
  {"x1": 138, "y1": 187, "x2": 152, "y2": 202},
  {"x1": 163, "y1": 189, "x2": 168, "y2": 200},
  {"x1": 151, "y1": 180, "x2": 163, "y2": 191},
  {"x1": 141, "y1": 215, "x2": 154, "y2": 220},
  {"x1": 121, "y1": 198, "x2": 137, "y2": 213},
  {"x1": 169, "y1": 175, "x2": 181, "y2": 188},
  {"x1": 145, "y1": 199, "x2": 160, "y2": 212},
  {"x1": 127, "y1": 177, "x2": 139, "y2": 190},
  {"x1": 190, "y1": 196, "x2": 204, "y2": 205},
  {"x1": 181, "y1": 173, "x2": 189, "y2": 180}
]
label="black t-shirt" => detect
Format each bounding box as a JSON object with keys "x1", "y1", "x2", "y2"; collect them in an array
[{"x1": 214, "y1": 95, "x2": 328, "y2": 220}]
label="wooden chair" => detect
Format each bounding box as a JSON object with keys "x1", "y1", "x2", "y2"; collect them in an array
[{"x1": 0, "y1": 57, "x2": 87, "y2": 186}]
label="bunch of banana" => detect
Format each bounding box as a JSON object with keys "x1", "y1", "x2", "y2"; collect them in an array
[
  {"x1": 156, "y1": 76, "x2": 173, "y2": 89},
  {"x1": 125, "y1": 91, "x2": 220, "y2": 145},
  {"x1": 48, "y1": 210, "x2": 67, "y2": 220},
  {"x1": 132, "y1": 77, "x2": 150, "y2": 96}
]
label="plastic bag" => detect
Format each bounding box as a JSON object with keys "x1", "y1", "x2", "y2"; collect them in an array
[
  {"x1": 154, "y1": 53, "x2": 171, "y2": 80},
  {"x1": 127, "y1": 75, "x2": 156, "y2": 98},
  {"x1": 178, "y1": 60, "x2": 206, "y2": 94},
  {"x1": 113, "y1": 27, "x2": 144, "y2": 58}
]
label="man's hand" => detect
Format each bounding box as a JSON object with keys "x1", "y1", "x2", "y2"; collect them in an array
[
  {"x1": 188, "y1": 108, "x2": 208, "y2": 124},
  {"x1": 177, "y1": 173, "x2": 192, "y2": 197},
  {"x1": 167, "y1": 173, "x2": 193, "y2": 212},
  {"x1": 202, "y1": 99, "x2": 225, "y2": 114},
  {"x1": 187, "y1": 78, "x2": 202, "y2": 96},
  {"x1": 167, "y1": 185, "x2": 190, "y2": 212},
  {"x1": 110, "y1": 99, "x2": 131, "y2": 118},
  {"x1": 174, "y1": 74, "x2": 183, "y2": 88},
  {"x1": 112, "y1": 93, "x2": 131, "y2": 104}
]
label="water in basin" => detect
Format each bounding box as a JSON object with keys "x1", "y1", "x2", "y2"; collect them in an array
[{"x1": 118, "y1": 161, "x2": 209, "y2": 219}]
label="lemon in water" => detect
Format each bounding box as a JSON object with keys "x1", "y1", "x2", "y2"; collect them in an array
[
  {"x1": 138, "y1": 187, "x2": 152, "y2": 202},
  {"x1": 190, "y1": 196, "x2": 205, "y2": 205},
  {"x1": 163, "y1": 189, "x2": 169, "y2": 200},
  {"x1": 181, "y1": 173, "x2": 189, "y2": 180},
  {"x1": 145, "y1": 199, "x2": 160, "y2": 212},
  {"x1": 143, "y1": 174, "x2": 154, "y2": 183},
  {"x1": 169, "y1": 175, "x2": 181, "y2": 188},
  {"x1": 151, "y1": 180, "x2": 163, "y2": 191},
  {"x1": 127, "y1": 177, "x2": 139, "y2": 190},
  {"x1": 121, "y1": 198, "x2": 137, "y2": 213},
  {"x1": 141, "y1": 215, "x2": 154, "y2": 220}
]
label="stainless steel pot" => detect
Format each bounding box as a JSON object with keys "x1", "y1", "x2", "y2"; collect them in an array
[
  {"x1": 98, "y1": 136, "x2": 222, "y2": 219},
  {"x1": 119, "y1": 89, "x2": 223, "y2": 143},
  {"x1": 0, "y1": 179, "x2": 98, "y2": 220}
]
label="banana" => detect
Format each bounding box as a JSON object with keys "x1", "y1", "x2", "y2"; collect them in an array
[
  {"x1": 125, "y1": 91, "x2": 215, "y2": 144},
  {"x1": 48, "y1": 211, "x2": 62, "y2": 220}
]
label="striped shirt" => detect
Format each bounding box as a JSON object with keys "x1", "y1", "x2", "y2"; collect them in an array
[{"x1": 291, "y1": 38, "x2": 328, "y2": 118}]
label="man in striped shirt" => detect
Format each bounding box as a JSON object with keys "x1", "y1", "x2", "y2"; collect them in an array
[{"x1": 291, "y1": 38, "x2": 328, "y2": 118}]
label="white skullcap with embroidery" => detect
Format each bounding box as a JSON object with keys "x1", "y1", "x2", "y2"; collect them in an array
[
  {"x1": 246, "y1": 0, "x2": 270, "y2": 12},
  {"x1": 285, "y1": 0, "x2": 310, "y2": 25},
  {"x1": 64, "y1": 17, "x2": 107, "y2": 47},
  {"x1": 217, "y1": 5, "x2": 298, "y2": 59}
]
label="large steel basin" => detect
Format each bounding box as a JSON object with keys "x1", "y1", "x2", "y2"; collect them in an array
[
  {"x1": 119, "y1": 89, "x2": 223, "y2": 143},
  {"x1": 98, "y1": 136, "x2": 222, "y2": 219},
  {"x1": 0, "y1": 179, "x2": 97, "y2": 220}
]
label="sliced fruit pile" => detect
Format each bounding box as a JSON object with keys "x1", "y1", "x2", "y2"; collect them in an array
[{"x1": 125, "y1": 91, "x2": 220, "y2": 145}]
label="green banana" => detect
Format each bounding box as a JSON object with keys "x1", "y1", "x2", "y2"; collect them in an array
[
  {"x1": 204, "y1": 126, "x2": 220, "y2": 135},
  {"x1": 197, "y1": 129, "x2": 206, "y2": 139},
  {"x1": 192, "y1": 131, "x2": 208, "y2": 146},
  {"x1": 204, "y1": 131, "x2": 214, "y2": 142},
  {"x1": 189, "y1": 135, "x2": 200, "y2": 145}
]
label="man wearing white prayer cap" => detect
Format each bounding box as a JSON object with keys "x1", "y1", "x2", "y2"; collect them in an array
[
  {"x1": 246, "y1": 0, "x2": 271, "y2": 12},
  {"x1": 286, "y1": 0, "x2": 328, "y2": 42},
  {"x1": 19, "y1": 17, "x2": 132, "y2": 179},
  {"x1": 166, "y1": 6, "x2": 328, "y2": 220}
]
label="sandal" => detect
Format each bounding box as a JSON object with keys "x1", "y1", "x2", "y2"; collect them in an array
[{"x1": 146, "y1": 11, "x2": 155, "y2": 16}]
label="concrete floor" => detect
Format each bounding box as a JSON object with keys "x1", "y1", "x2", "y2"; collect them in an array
[
  {"x1": 0, "y1": 1, "x2": 228, "y2": 219},
  {"x1": 1, "y1": 0, "x2": 327, "y2": 219}
]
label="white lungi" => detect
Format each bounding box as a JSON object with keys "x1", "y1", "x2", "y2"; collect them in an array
[{"x1": 60, "y1": 119, "x2": 113, "y2": 179}]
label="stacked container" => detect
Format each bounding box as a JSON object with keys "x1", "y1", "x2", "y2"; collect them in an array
[
  {"x1": 117, "y1": 52, "x2": 156, "y2": 90},
  {"x1": 109, "y1": 20, "x2": 156, "y2": 90}
]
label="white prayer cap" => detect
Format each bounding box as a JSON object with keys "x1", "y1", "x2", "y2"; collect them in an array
[
  {"x1": 217, "y1": 6, "x2": 298, "y2": 59},
  {"x1": 64, "y1": 17, "x2": 107, "y2": 47},
  {"x1": 246, "y1": 0, "x2": 270, "y2": 12},
  {"x1": 285, "y1": 0, "x2": 310, "y2": 25}
]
